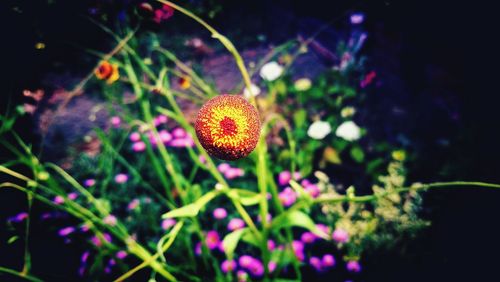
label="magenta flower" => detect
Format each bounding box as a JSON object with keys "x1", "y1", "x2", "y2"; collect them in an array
[
  {"x1": 268, "y1": 261, "x2": 277, "y2": 273},
  {"x1": 247, "y1": 258, "x2": 264, "y2": 277},
  {"x1": 237, "y1": 270, "x2": 248, "y2": 282},
  {"x1": 322, "y1": 254, "x2": 335, "y2": 268},
  {"x1": 103, "y1": 215, "x2": 117, "y2": 226},
  {"x1": 153, "y1": 4, "x2": 174, "y2": 24},
  {"x1": 316, "y1": 224, "x2": 331, "y2": 236},
  {"x1": 221, "y1": 259, "x2": 237, "y2": 273},
  {"x1": 169, "y1": 137, "x2": 194, "y2": 148},
  {"x1": 350, "y1": 13, "x2": 364, "y2": 25},
  {"x1": 132, "y1": 141, "x2": 146, "y2": 152},
  {"x1": 267, "y1": 239, "x2": 276, "y2": 250},
  {"x1": 110, "y1": 116, "x2": 121, "y2": 128},
  {"x1": 309, "y1": 256, "x2": 322, "y2": 271},
  {"x1": 278, "y1": 187, "x2": 297, "y2": 207},
  {"x1": 305, "y1": 183, "x2": 321, "y2": 198},
  {"x1": 53, "y1": 195, "x2": 65, "y2": 204},
  {"x1": 80, "y1": 223, "x2": 90, "y2": 232},
  {"x1": 129, "y1": 132, "x2": 141, "y2": 142},
  {"x1": 205, "y1": 230, "x2": 220, "y2": 250},
  {"x1": 301, "y1": 232, "x2": 316, "y2": 244},
  {"x1": 217, "y1": 163, "x2": 231, "y2": 173},
  {"x1": 68, "y1": 192, "x2": 78, "y2": 200},
  {"x1": 172, "y1": 127, "x2": 186, "y2": 138},
  {"x1": 346, "y1": 260, "x2": 361, "y2": 273},
  {"x1": 238, "y1": 255, "x2": 254, "y2": 268},
  {"x1": 154, "y1": 115, "x2": 168, "y2": 126},
  {"x1": 228, "y1": 218, "x2": 245, "y2": 231},
  {"x1": 278, "y1": 170, "x2": 291, "y2": 186},
  {"x1": 199, "y1": 155, "x2": 206, "y2": 164},
  {"x1": 91, "y1": 233, "x2": 112, "y2": 247},
  {"x1": 114, "y1": 173, "x2": 128, "y2": 184},
  {"x1": 213, "y1": 208, "x2": 228, "y2": 219},
  {"x1": 128, "y1": 199, "x2": 140, "y2": 210},
  {"x1": 293, "y1": 171, "x2": 302, "y2": 181},
  {"x1": 332, "y1": 228, "x2": 349, "y2": 243},
  {"x1": 195, "y1": 242, "x2": 202, "y2": 255},
  {"x1": 292, "y1": 240, "x2": 305, "y2": 261},
  {"x1": 84, "y1": 179, "x2": 96, "y2": 187},
  {"x1": 159, "y1": 130, "x2": 172, "y2": 143},
  {"x1": 162, "y1": 218, "x2": 177, "y2": 230},
  {"x1": 58, "y1": 226, "x2": 75, "y2": 236},
  {"x1": 116, "y1": 250, "x2": 128, "y2": 259}
]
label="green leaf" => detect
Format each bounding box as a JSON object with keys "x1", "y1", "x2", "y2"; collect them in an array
[
  {"x1": 270, "y1": 210, "x2": 329, "y2": 239},
  {"x1": 162, "y1": 190, "x2": 218, "y2": 218},
  {"x1": 222, "y1": 228, "x2": 247, "y2": 260},
  {"x1": 289, "y1": 180, "x2": 313, "y2": 205},
  {"x1": 293, "y1": 109, "x2": 307, "y2": 128},
  {"x1": 350, "y1": 146, "x2": 365, "y2": 163},
  {"x1": 241, "y1": 230, "x2": 260, "y2": 248},
  {"x1": 7, "y1": 236, "x2": 18, "y2": 244},
  {"x1": 227, "y1": 189, "x2": 262, "y2": 206}
]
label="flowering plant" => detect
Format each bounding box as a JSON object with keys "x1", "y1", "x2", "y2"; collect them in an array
[{"x1": 1, "y1": 1, "x2": 499, "y2": 281}]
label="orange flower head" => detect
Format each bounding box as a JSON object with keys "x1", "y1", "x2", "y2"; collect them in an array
[
  {"x1": 195, "y1": 95, "x2": 260, "y2": 161},
  {"x1": 95, "y1": 61, "x2": 119, "y2": 84}
]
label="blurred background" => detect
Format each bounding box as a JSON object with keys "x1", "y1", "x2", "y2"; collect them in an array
[{"x1": 1, "y1": 0, "x2": 498, "y2": 281}]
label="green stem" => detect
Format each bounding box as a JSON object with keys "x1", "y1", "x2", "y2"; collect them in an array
[{"x1": 0, "y1": 266, "x2": 43, "y2": 282}]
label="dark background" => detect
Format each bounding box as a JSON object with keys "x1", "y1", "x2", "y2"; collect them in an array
[{"x1": 1, "y1": 0, "x2": 499, "y2": 281}]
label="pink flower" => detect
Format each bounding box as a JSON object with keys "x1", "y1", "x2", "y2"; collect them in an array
[
  {"x1": 332, "y1": 228, "x2": 349, "y2": 243},
  {"x1": 228, "y1": 218, "x2": 245, "y2": 231},
  {"x1": 199, "y1": 155, "x2": 206, "y2": 164},
  {"x1": 114, "y1": 173, "x2": 128, "y2": 184},
  {"x1": 154, "y1": 115, "x2": 168, "y2": 126},
  {"x1": 292, "y1": 240, "x2": 305, "y2": 261},
  {"x1": 321, "y1": 254, "x2": 335, "y2": 268},
  {"x1": 172, "y1": 127, "x2": 186, "y2": 138},
  {"x1": 129, "y1": 132, "x2": 141, "y2": 142},
  {"x1": 268, "y1": 261, "x2": 277, "y2": 273},
  {"x1": 116, "y1": 250, "x2": 128, "y2": 259},
  {"x1": 224, "y1": 168, "x2": 245, "y2": 179},
  {"x1": 278, "y1": 171, "x2": 291, "y2": 186},
  {"x1": 91, "y1": 233, "x2": 112, "y2": 246},
  {"x1": 221, "y1": 259, "x2": 237, "y2": 273},
  {"x1": 159, "y1": 130, "x2": 172, "y2": 143},
  {"x1": 58, "y1": 226, "x2": 75, "y2": 236},
  {"x1": 305, "y1": 183, "x2": 321, "y2": 198},
  {"x1": 9, "y1": 212, "x2": 28, "y2": 223},
  {"x1": 128, "y1": 199, "x2": 140, "y2": 210},
  {"x1": 213, "y1": 208, "x2": 227, "y2": 219},
  {"x1": 110, "y1": 116, "x2": 121, "y2": 128},
  {"x1": 309, "y1": 256, "x2": 322, "y2": 271},
  {"x1": 162, "y1": 218, "x2": 177, "y2": 230},
  {"x1": 195, "y1": 242, "x2": 202, "y2": 255},
  {"x1": 247, "y1": 258, "x2": 264, "y2": 277},
  {"x1": 84, "y1": 179, "x2": 96, "y2": 187},
  {"x1": 132, "y1": 141, "x2": 146, "y2": 152},
  {"x1": 267, "y1": 240, "x2": 276, "y2": 250},
  {"x1": 54, "y1": 195, "x2": 65, "y2": 204},
  {"x1": 68, "y1": 193, "x2": 78, "y2": 200},
  {"x1": 205, "y1": 230, "x2": 220, "y2": 250},
  {"x1": 301, "y1": 232, "x2": 316, "y2": 244},
  {"x1": 350, "y1": 13, "x2": 364, "y2": 25},
  {"x1": 316, "y1": 224, "x2": 331, "y2": 236},
  {"x1": 217, "y1": 163, "x2": 231, "y2": 173},
  {"x1": 257, "y1": 213, "x2": 272, "y2": 223},
  {"x1": 237, "y1": 270, "x2": 248, "y2": 282},
  {"x1": 238, "y1": 255, "x2": 254, "y2": 268},
  {"x1": 278, "y1": 187, "x2": 297, "y2": 207},
  {"x1": 346, "y1": 260, "x2": 361, "y2": 272},
  {"x1": 103, "y1": 215, "x2": 117, "y2": 226},
  {"x1": 169, "y1": 137, "x2": 194, "y2": 148},
  {"x1": 153, "y1": 4, "x2": 174, "y2": 23}
]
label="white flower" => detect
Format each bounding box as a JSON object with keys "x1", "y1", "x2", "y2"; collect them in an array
[
  {"x1": 294, "y1": 78, "x2": 312, "y2": 91},
  {"x1": 307, "y1": 121, "x2": 332, "y2": 140},
  {"x1": 335, "y1": 121, "x2": 361, "y2": 141},
  {"x1": 259, "y1": 61, "x2": 284, "y2": 81},
  {"x1": 243, "y1": 84, "x2": 261, "y2": 99}
]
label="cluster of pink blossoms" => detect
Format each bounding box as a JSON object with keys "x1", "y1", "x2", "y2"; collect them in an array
[
  {"x1": 217, "y1": 163, "x2": 245, "y2": 179},
  {"x1": 277, "y1": 170, "x2": 321, "y2": 207}
]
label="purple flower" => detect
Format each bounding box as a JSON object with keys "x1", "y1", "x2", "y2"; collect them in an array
[
  {"x1": 114, "y1": 173, "x2": 128, "y2": 184},
  {"x1": 292, "y1": 240, "x2": 305, "y2": 261},
  {"x1": 278, "y1": 171, "x2": 291, "y2": 186},
  {"x1": 91, "y1": 233, "x2": 112, "y2": 247},
  {"x1": 217, "y1": 163, "x2": 231, "y2": 173},
  {"x1": 53, "y1": 195, "x2": 65, "y2": 205},
  {"x1": 213, "y1": 208, "x2": 227, "y2": 219},
  {"x1": 346, "y1": 260, "x2": 361, "y2": 273},
  {"x1": 309, "y1": 256, "x2": 322, "y2": 271},
  {"x1": 116, "y1": 250, "x2": 128, "y2": 259},
  {"x1": 103, "y1": 215, "x2": 117, "y2": 226},
  {"x1": 301, "y1": 232, "x2": 316, "y2": 244},
  {"x1": 322, "y1": 254, "x2": 335, "y2": 268},
  {"x1": 267, "y1": 239, "x2": 276, "y2": 250},
  {"x1": 228, "y1": 218, "x2": 245, "y2": 231},
  {"x1": 132, "y1": 141, "x2": 146, "y2": 152},
  {"x1": 162, "y1": 218, "x2": 177, "y2": 230},
  {"x1": 278, "y1": 187, "x2": 297, "y2": 207},
  {"x1": 332, "y1": 228, "x2": 349, "y2": 244},
  {"x1": 205, "y1": 230, "x2": 220, "y2": 250},
  {"x1": 350, "y1": 13, "x2": 364, "y2": 25},
  {"x1": 58, "y1": 226, "x2": 75, "y2": 236},
  {"x1": 221, "y1": 259, "x2": 236, "y2": 273},
  {"x1": 110, "y1": 116, "x2": 121, "y2": 128},
  {"x1": 248, "y1": 258, "x2": 265, "y2": 277},
  {"x1": 195, "y1": 242, "x2": 202, "y2": 255},
  {"x1": 129, "y1": 132, "x2": 141, "y2": 142},
  {"x1": 84, "y1": 179, "x2": 96, "y2": 187},
  {"x1": 81, "y1": 251, "x2": 90, "y2": 263}
]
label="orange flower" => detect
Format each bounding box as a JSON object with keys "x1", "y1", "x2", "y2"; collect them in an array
[
  {"x1": 179, "y1": 76, "x2": 191, "y2": 89},
  {"x1": 95, "y1": 61, "x2": 119, "y2": 84},
  {"x1": 195, "y1": 95, "x2": 260, "y2": 160}
]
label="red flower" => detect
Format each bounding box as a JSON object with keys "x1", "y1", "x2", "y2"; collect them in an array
[{"x1": 195, "y1": 95, "x2": 260, "y2": 160}]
